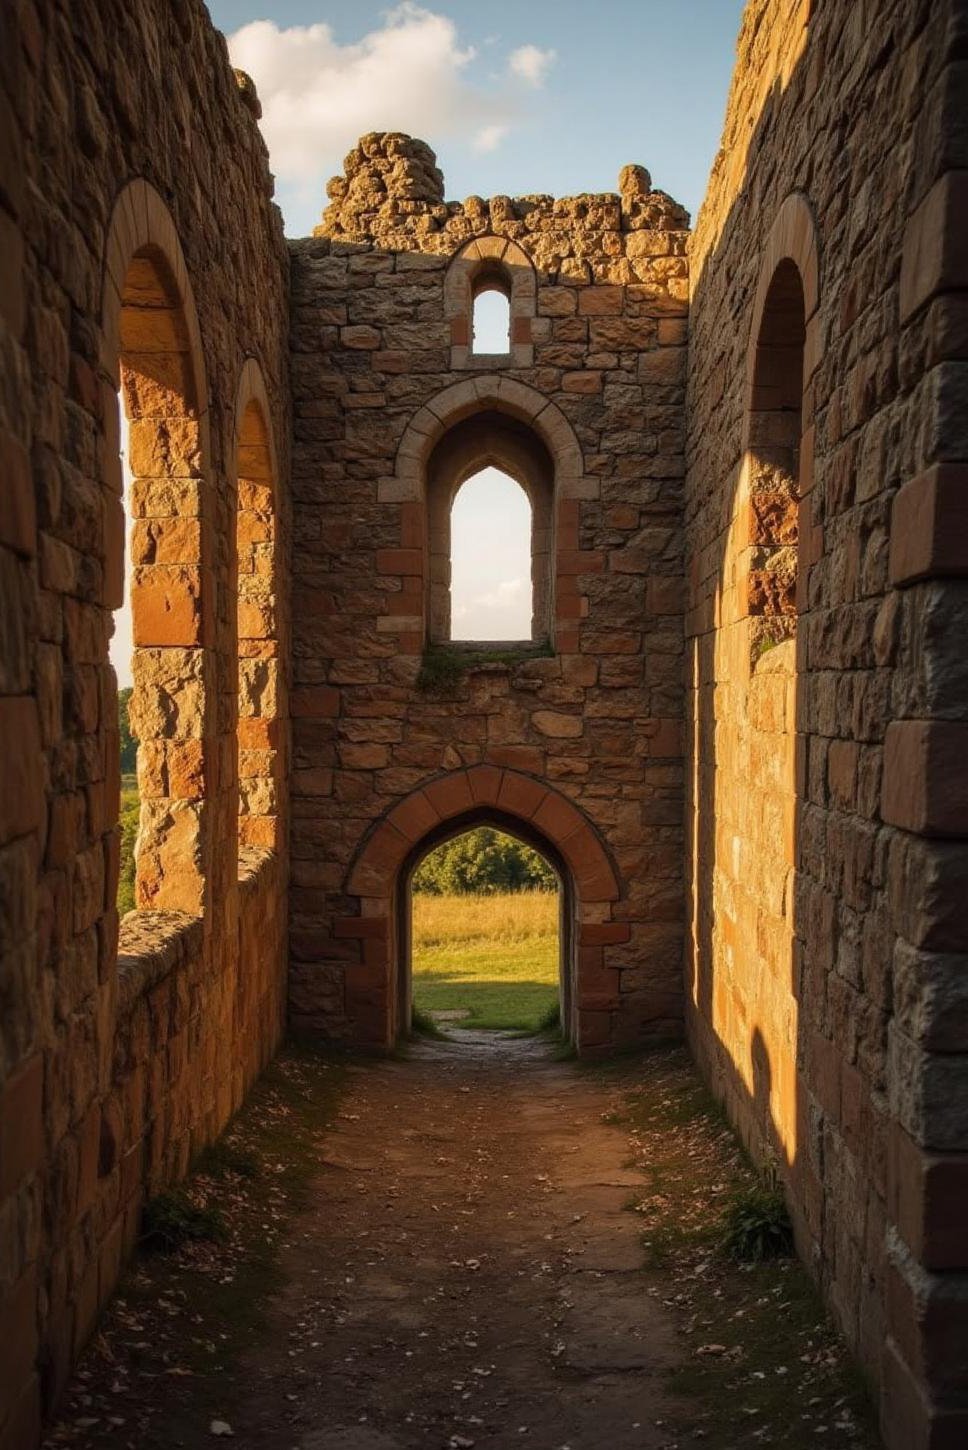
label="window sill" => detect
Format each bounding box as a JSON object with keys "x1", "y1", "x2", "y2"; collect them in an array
[
  {"x1": 239, "y1": 845, "x2": 276, "y2": 896},
  {"x1": 450, "y1": 344, "x2": 534, "y2": 370},
  {"x1": 116, "y1": 909, "x2": 203, "y2": 1017},
  {"x1": 417, "y1": 640, "x2": 554, "y2": 694}
]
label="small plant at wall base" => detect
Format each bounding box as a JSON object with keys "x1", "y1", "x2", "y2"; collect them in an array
[
  {"x1": 141, "y1": 1191, "x2": 226, "y2": 1253},
  {"x1": 720, "y1": 1169, "x2": 794, "y2": 1262}
]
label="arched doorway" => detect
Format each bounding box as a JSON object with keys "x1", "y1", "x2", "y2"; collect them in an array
[
  {"x1": 399, "y1": 809, "x2": 569, "y2": 1037},
  {"x1": 343, "y1": 766, "x2": 623, "y2": 1055}
]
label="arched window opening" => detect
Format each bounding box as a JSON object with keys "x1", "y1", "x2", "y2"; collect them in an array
[
  {"x1": 471, "y1": 279, "x2": 511, "y2": 355},
  {"x1": 409, "y1": 825, "x2": 561, "y2": 1034},
  {"x1": 445, "y1": 238, "x2": 535, "y2": 369},
  {"x1": 747, "y1": 257, "x2": 806, "y2": 660},
  {"x1": 110, "y1": 247, "x2": 207, "y2": 916},
  {"x1": 425, "y1": 410, "x2": 554, "y2": 646},
  {"x1": 235, "y1": 396, "x2": 281, "y2": 856},
  {"x1": 451, "y1": 469, "x2": 532, "y2": 642}
]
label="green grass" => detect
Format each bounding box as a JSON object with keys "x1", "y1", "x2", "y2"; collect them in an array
[
  {"x1": 118, "y1": 777, "x2": 138, "y2": 915},
  {"x1": 412, "y1": 890, "x2": 559, "y2": 1031}
]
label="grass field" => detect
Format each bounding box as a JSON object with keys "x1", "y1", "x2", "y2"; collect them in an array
[{"x1": 412, "y1": 890, "x2": 559, "y2": 1032}]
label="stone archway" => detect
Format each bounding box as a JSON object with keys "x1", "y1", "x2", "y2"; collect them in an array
[{"x1": 339, "y1": 766, "x2": 624, "y2": 1055}]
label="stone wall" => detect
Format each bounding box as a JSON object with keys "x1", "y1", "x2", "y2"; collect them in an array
[
  {"x1": 3, "y1": 0, "x2": 968, "y2": 1446},
  {"x1": 0, "y1": 2, "x2": 290, "y2": 1445},
  {"x1": 684, "y1": 1, "x2": 968, "y2": 1446},
  {"x1": 288, "y1": 133, "x2": 690, "y2": 1056}
]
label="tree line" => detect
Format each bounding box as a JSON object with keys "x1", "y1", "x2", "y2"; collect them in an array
[{"x1": 412, "y1": 827, "x2": 557, "y2": 895}]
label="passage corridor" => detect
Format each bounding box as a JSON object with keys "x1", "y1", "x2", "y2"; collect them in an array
[{"x1": 46, "y1": 1038, "x2": 878, "y2": 1450}]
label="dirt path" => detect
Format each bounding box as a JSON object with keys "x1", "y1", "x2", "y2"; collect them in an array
[
  {"x1": 48, "y1": 1036, "x2": 880, "y2": 1450},
  {"x1": 226, "y1": 1032, "x2": 682, "y2": 1450}
]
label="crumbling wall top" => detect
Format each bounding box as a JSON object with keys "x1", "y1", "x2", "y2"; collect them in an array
[{"x1": 313, "y1": 132, "x2": 690, "y2": 284}]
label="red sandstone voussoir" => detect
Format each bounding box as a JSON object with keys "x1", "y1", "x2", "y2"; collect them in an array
[
  {"x1": 387, "y1": 790, "x2": 441, "y2": 842},
  {"x1": 423, "y1": 771, "x2": 474, "y2": 819},
  {"x1": 466, "y1": 764, "x2": 503, "y2": 806},
  {"x1": 496, "y1": 771, "x2": 548, "y2": 819}
]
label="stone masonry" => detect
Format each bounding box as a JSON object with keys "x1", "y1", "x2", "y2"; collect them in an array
[
  {"x1": 287, "y1": 132, "x2": 690, "y2": 1054},
  {"x1": 1, "y1": 1, "x2": 967, "y2": 1448}
]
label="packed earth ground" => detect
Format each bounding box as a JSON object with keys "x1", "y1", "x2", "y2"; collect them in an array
[{"x1": 44, "y1": 1034, "x2": 878, "y2": 1450}]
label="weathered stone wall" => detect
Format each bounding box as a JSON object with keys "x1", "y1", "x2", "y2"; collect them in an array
[
  {"x1": 288, "y1": 133, "x2": 690, "y2": 1056},
  {"x1": 3, "y1": 0, "x2": 968, "y2": 1445},
  {"x1": 684, "y1": 1, "x2": 968, "y2": 1445},
  {"x1": 0, "y1": 2, "x2": 290, "y2": 1444}
]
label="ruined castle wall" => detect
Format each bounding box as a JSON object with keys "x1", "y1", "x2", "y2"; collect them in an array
[
  {"x1": 685, "y1": 1, "x2": 968, "y2": 1444},
  {"x1": 0, "y1": 2, "x2": 290, "y2": 1442},
  {"x1": 288, "y1": 138, "x2": 690, "y2": 1055}
]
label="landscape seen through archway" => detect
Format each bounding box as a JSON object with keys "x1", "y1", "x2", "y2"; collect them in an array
[{"x1": 410, "y1": 826, "x2": 560, "y2": 1035}]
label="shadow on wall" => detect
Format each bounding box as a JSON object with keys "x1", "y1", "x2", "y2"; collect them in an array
[{"x1": 685, "y1": 5, "x2": 965, "y2": 1448}]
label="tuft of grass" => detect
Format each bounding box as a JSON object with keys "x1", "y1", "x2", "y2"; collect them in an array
[
  {"x1": 416, "y1": 641, "x2": 553, "y2": 695},
  {"x1": 720, "y1": 1173, "x2": 794, "y2": 1261},
  {"x1": 141, "y1": 1192, "x2": 226, "y2": 1253},
  {"x1": 535, "y1": 999, "x2": 561, "y2": 1034},
  {"x1": 409, "y1": 1004, "x2": 448, "y2": 1039}
]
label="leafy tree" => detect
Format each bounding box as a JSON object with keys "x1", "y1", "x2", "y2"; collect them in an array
[
  {"x1": 412, "y1": 827, "x2": 556, "y2": 895},
  {"x1": 118, "y1": 687, "x2": 137, "y2": 775}
]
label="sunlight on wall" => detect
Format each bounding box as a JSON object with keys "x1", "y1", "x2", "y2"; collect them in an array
[{"x1": 451, "y1": 467, "x2": 532, "y2": 641}]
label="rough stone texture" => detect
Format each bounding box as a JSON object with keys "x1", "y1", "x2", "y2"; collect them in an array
[
  {"x1": 2, "y1": 1, "x2": 967, "y2": 1448},
  {"x1": 684, "y1": 2, "x2": 968, "y2": 1447},
  {"x1": 0, "y1": 2, "x2": 290, "y2": 1446},
  {"x1": 289, "y1": 132, "x2": 690, "y2": 1058}
]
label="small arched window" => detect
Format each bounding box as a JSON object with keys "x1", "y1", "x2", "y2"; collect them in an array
[
  {"x1": 471, "y1": 275, "x2": 511, "y2": 356},
  {"x1": 445, "y1": 237, "x2": 536, "y2": 369}
]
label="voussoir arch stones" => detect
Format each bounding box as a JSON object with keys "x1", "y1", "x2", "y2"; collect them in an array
[
  {"x1": 378, "y1": 375, "x2": 596, "y2": 504},
  {"x1": 346, "y1": 766, "x2": 621, "y2": 904},
  {"x1": 99, "y1": 177, "x2": 210, "y2": 410},
  {"x1": 743, "y1": 189, "x2": 821, "y2": 414}
]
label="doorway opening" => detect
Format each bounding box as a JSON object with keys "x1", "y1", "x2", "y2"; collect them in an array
[{"x1": 404, "y1": 822, "x2": 564, "y2": 1035}]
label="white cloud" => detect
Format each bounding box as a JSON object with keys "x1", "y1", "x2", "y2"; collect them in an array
[
  {"x1": 228, "y1": 6, "x2": 481, "y2": 181},
  {"x1": 508, "y1": 44, "x2": 556, "y2": 87},
  {"x1": 227, "y1": 9, "x2": 559, "y2": 206},
  {"x1": 473, "y1": 123, "x2": 510, "y2": 153}
]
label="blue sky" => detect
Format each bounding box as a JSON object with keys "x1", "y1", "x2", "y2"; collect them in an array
[{"x1": 212, "y1": 1, "x2": 745, "y2": 237}]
